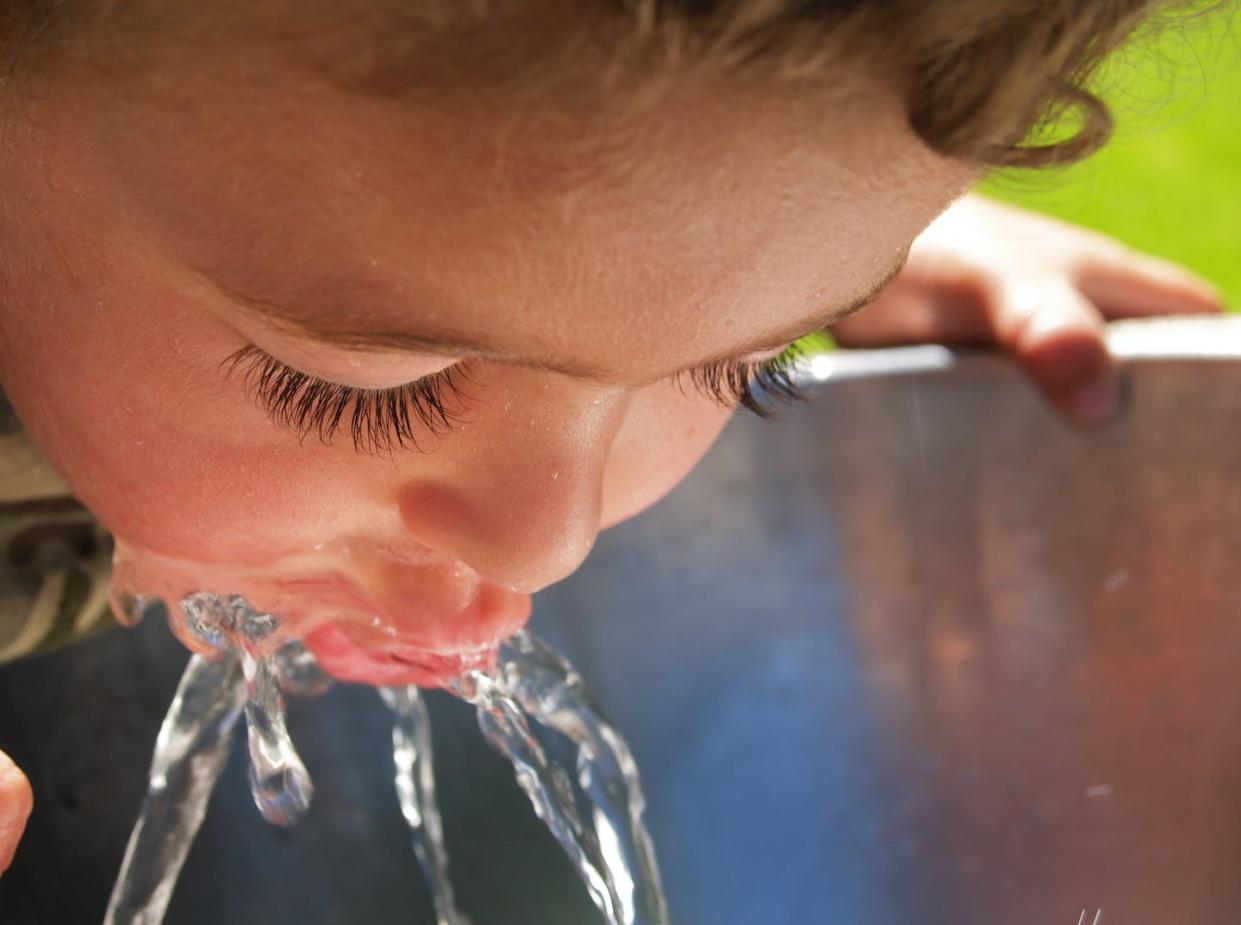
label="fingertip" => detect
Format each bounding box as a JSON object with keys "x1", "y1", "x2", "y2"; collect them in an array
[
  {"x1": 1063, "y1": 376, "x2": 1122, "y2": 427},
  {"x1": 1157, "y1": 267, "x2": 1226, "y2": 315},
  {"x1": 1137, "y1": 251, "x2": 1224, "y2": 303},
  {"x1": 1081, "y1": 252, "x2": 1227, "y2": 318},
  {"x1": 1192, "y1": 276, "x2": 1226, "y2": 311},
  {"x1": 0, "y1": 750, "x2": 33, "y2": 874},
  {"x1": 1018, "y1": 321, "x2": 1120, "y2": 427}
]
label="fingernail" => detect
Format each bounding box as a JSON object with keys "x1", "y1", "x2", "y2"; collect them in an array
[{"x1": 1068, "y1": 379, "x2": 1120, "y2": 426}]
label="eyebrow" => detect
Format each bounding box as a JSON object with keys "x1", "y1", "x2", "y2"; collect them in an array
[{"x1": 205, "y1": 251, "x2": 907, "y2": 385}]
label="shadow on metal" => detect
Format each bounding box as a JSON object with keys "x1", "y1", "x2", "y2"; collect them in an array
[{"x1": 2, "y1": 316, "x2": 1240, "y2": 925}]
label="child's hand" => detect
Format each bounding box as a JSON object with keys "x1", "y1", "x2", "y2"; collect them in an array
[
  {"x1": 0, "y1": 748, "x2": 32, "y2": 873},
  {"x1": 829, "y1": 194, "x2": 1225, "y2": 426}
]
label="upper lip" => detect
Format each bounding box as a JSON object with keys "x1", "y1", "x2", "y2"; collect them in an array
[{"x1": 265, "y1": 569, "x2": 531, "y2": 653}]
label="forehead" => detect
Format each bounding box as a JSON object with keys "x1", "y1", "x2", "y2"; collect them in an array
[{"x1": 67, "y1": 29, "x2": 973, "y2": 378}]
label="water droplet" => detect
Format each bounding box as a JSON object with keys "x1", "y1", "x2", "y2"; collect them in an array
[
  {"x1": 108, "y1": 589, "x2": 150, "y2": 627},
  {"x1": 272, "y1": 639, "x2": 334, "y2": 698},
  {"x1": 241, "y1": 649, "x2": 314, "y2": 826},
  {"x1": 180, "y1": 593, "x2": 279, "y2": 651}
]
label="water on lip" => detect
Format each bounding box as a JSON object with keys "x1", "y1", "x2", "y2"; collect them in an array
[
  {"x1": 107, "y1": 593, "x2": 671, "y2": 925},
  {"x1": 109, "y1": 535, "x2": 507, "y2": 664}
]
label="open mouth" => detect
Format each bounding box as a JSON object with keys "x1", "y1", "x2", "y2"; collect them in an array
[
  {"x1": 110, "y1": 536, "x2": 535, "y2": 688},
  {"x1": 300, "y1": 621, "x2": 508, "y2": 687}
]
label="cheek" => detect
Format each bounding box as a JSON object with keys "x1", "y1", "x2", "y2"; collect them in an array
[
  {"x1": 599, "y1": 383, "x2": 735, "y2": 530},
  {"x1": 0, "y1": 255, "x2": 359, "y2": 563}
]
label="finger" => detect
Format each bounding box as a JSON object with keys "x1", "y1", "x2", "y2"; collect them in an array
[
  {"x1": 829, "y1": 275, "x2": 994, "y2": 347},
  {"x1": 0, "y1": 748, "x2": 33, "y2": 873},
  {"x1": 1075, "y1": 246, "x2": 1226, "y2": 319},
  {"x1": 989, "y1": 279, "x2": 1120, "y2": 427}
]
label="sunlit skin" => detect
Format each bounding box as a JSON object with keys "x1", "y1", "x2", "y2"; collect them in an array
[
  {"x1": 0, "y1": 8, "x2": 976, "y2": 679},
  {"x1": 0, "y1": 2, "x2": 1223, "y2": 871}
]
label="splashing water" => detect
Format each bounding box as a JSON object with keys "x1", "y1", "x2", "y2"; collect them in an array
[
  {"x1": 456, "y1": 630, "x2": 670, "y2": 925},
  {"x1": 240, "y1": 645, "x2": 314, "y2": 826},
  {"x1": 106, "y1": 595, "x2": 323, "y2": 925},
  {"x1": 380, "y1": 686, "x2": 470, "y2": 925},
  {"x1": 181, "y1": 592, "x2": 315, "y2": 826},
  {"x1": 106, "y1": 594, "x2": 670, "y2": 925}
]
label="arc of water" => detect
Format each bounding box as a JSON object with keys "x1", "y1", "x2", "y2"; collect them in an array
[
  {"x1": 107, "y1": 598, "x2": 325, "y2": 925},
  {"x1": 104, "y1": 653, "x2": 246, "y2": 925},
  {"x1": 106, "y1": 593, "x2": 670, "y2": 925},
  {"x1": 380, "y1": 686, "x2": 470, "y2": 925},
  {"x1": 181, "y1": 592, "x2": 316, "y2": 826},
  {"x1": 240, "y1": 649, "x2": 314, "y2": 825},
  {"x1": 459, "y1": 630, "x2": 671, "y2": 925}
]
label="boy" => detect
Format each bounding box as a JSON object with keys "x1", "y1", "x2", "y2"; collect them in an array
[{"x1": 0, "y1": 0, "x2": 1225, "y2": 872}]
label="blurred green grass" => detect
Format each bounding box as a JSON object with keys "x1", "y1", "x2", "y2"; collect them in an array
[{"x1": 981, "y1": 8, "x2": 1241, "y2": 309}]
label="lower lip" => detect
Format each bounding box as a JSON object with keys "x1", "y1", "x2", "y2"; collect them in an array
[
  {"x1": 285, "y1": 578, "x2": 533, "y2": 687},
  {"x1": 302, "y1": 623, "x2": 504, "y2": 688}
]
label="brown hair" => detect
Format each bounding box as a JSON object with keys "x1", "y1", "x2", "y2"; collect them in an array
[
  {"x1": 608, "y1": 0, "x2": 1212, "y2": 167},
  {"x1": 0, "y1": 0, "x2": 1221, "y2": 168}
]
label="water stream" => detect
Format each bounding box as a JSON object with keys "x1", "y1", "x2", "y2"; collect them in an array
[
  {"x1": 105, "y1": 594, "x2": 669, "y2": 925},
  {"x1": 102, "y1": 652, "x2": 245, "y2": 925},
  {"x1": 380, "y1": 686, "x2": 469, "y2": 925},
  {"x1": 458, "y1": 630, "x2": 670, "y2": 925}
]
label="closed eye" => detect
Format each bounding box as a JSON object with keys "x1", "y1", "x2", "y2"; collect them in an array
[
  {"x1": 222, "y1": 344, "x2": 471, "y2": 455},
  {"x1": 224, "y1": 332, "x2": 821, "y2": 456},
  {"x1": 679, "y1": 335, "x2": 822, "y2": 416}
]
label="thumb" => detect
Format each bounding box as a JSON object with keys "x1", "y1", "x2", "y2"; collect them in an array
[
  {"x1": 0, "y1": 748, "x2": 33, "y2": 874},
  {"x1": 989, "y1": 278, "x2": 1120, "y2": 427}
]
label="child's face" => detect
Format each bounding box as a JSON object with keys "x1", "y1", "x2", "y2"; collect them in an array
[{"x1": 0, "y1": 11, "x2": 974, "y2": 683}]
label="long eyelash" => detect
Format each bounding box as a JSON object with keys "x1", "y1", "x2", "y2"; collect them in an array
[
  {"x1": 223, "y1": 345, "x2": 470, "y2": 454},
  {"x1": 680, "y1": 340, "x2": 812, "y2": 417}
]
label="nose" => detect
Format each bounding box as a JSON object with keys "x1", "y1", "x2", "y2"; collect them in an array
[{"x1": 395, "y1": 371, "x2": 627, "y2": 593}]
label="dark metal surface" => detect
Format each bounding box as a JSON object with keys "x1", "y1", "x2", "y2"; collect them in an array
[{"x1": 3, "y1": 324, "x2": 1241, "y2": 924}]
